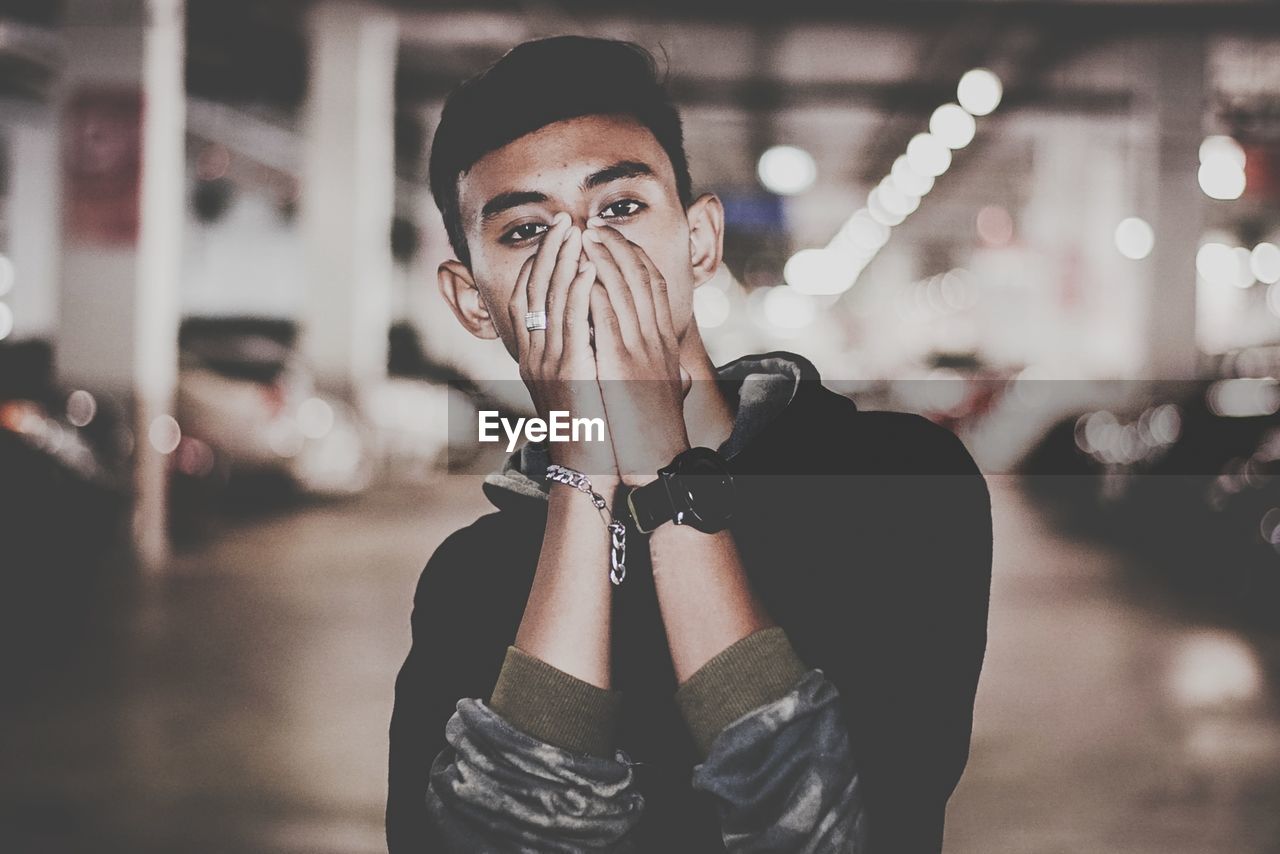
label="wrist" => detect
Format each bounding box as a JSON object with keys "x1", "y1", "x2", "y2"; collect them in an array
[
  {"x1": 618, "y1": 438, "x2": 691, "y2": 487},
  {"x1": 548, "y1": 447, "x2": 619, "y2": 483}
]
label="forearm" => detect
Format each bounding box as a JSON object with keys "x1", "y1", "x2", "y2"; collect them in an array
[
  {"x1": 512, "y1": 478, "x2": 620, "y2": 688},
  {"x1": 648, "y1": 523, "x2": 773, "y2": 683},
  {"x1": 647, "y1": 524, "x2": 868, "y2": 851}
]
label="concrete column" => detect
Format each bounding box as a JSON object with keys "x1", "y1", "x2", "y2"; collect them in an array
[
  {"x1": 1021, "y1": 118, "x2": 1141, "y2": 377},
  {"x1": 1140, "y1": 35, "x2": 1206, "y2": 381},
  {"x1": 5, "y1": 116, "x2": 61, "y2": 341},
  {"x1": 299, "y1": 1, "x2": 398, "y2": 399},
  {"x1": 57, "y1": 0, "x2": 186, "y2": 572}
]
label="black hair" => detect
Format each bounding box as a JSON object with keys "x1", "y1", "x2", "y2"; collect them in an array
[{"x1": 427, "y1": 36, "x2": 694, "y2": 267}]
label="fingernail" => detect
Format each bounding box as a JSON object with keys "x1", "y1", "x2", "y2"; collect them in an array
[
  {"x1": 586, "y1": 216, "x2": 606, "y2": 228},
  {"x1": 553, "y1": 212, "x2": 571, "y2": 227}
]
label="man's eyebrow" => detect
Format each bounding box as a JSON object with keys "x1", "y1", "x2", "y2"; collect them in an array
[
  {"x1": 477, "y1": 161, "x2": 656, "y2": 226},
  {"x1": 582, "y1": 160, "x2": 655, "y2": 190},
  {"x1": 480, "y1": 190, "x2": 549, "y2": 225}
]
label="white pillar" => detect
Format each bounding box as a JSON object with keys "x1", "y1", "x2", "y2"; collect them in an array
[
  {"x1": 1140, "y1": 35, "x2": 1206, "y2": 381},
  {"x1": 5, "y1": 117, "x2": 61, "y2": 341},
  {"x1": 1021, "y1": 118, "x2": 1142, "y2": 377},
  {"x1": 57, "y1": 0, "x2": 186, "y2": 572},
  {"x1": 299, "y1": 1, "x2": 398, "y2": 399}
]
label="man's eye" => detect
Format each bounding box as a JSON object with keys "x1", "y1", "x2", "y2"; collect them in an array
[
  {"x1": 598, "y1": 199, "x2": 645, "y2": 219},
  {"x1": 502, "y1": 222, "x2": 548, "y2": 244}
]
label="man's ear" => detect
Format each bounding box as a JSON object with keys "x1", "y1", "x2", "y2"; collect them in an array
[
  {"x1": 438, "y1": 259, "x2": 499, "y2": 340},
  {"x1": 686, "y1": 193, "x2": 725, "y2": 288}
]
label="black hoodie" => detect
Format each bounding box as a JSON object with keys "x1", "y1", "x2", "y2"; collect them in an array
[{"x1": 387, "y1": 350, "x2": 993, "y2": 853}]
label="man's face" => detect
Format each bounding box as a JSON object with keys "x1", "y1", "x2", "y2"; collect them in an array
[{"x1": 453, "y1": 114, "x2": 707, "y2": 359}]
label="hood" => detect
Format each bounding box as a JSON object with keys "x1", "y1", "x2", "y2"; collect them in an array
[{"x1": 480, "y1": 351, "x2": 819, "y2": 511}]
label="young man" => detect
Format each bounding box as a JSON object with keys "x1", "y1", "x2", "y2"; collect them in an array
[{"x1": 387, "y1": 36, "x2": 992, "y2": 853}]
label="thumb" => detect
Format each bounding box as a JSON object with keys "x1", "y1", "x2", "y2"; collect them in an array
[{"x1": 680, "y1": 364, "x2": 692, "y2": 398}]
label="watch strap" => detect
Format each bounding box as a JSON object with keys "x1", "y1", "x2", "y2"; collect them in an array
[{"x1": 626, "y1": 476, "x2": 674, "y2": 534}]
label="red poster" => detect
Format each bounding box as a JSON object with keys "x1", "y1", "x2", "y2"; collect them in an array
[{"x1": 65, "y1": 87, "x2": 143, "y2": 246}]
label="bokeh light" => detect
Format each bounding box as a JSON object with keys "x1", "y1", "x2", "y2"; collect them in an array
[
  {"x1": 834, "y1": 210, "x2": 891, "y2": 253},
  {"x1": 1196, "y1": 242, "x2": 1238, "y2": 286},
  {"x1": 1250, "y1": 243, "x2": 1280, "y2": 285},
  {"x1": 1199, "y1": 135, "x2": 1246, "y2": 169},
  {"x1": 976, "y1": 205, "x2": 1014, "y2": 247},
  {"x1": 1231, "y1": 247, "x2": 1256, "y2": 288},
  {"x1": 1198, "y1": 135, "x2": 1246, "y2": 201},
  {"x1": 784, "y1": 248, "x2": 852, "y2": 296},
  {"x1": 867, "y1": 188, "x2": 907, "y2": 226},
  {"x1": 957, "y1": 68, "x2": 1003, "y2": 116},
  {"x1": 905, "y1": 133, "x2": 952, "y2": 177},
  {"x1": 298, "y1": 397, "x2": 335, "y2": 439},
  {"x1": 757, "y1": 145, "x2": 817, "y2": 195},
  {"x1": 929, "y1": 103, "x2": 977, "y2": 149},
  {"x1": 875, "y1": 177, "x2": 920, "y2": 218},
  {"x1": 148, "y1": 414, "x2": 182, "y2": 454},
  {"x1": 66, "y1": 390, "x2": 97, "y2": 428},
  {"x1": 890, "y1": 155, "x2": 935, "y2": 197},
  {"x1": 694, "y1": 285, "x2": 731, "y2": 328},
  {"x1": 1114, "y1": 217, "x2": 1155, "y2": 260}
]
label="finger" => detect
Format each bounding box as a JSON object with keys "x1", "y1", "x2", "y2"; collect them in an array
[
  {"x1": 543, "y1": 226, "x2": 583, "y2": 363},
  {"x1": 633, "y1": 247, "x2": 676, "y2": 346},
  {"x1": 525, "y1": 212, "x2": 573, "y2": 359},
  {"x1": 506, "y1": 254, "x2": 537, "y2": 370},
  {"x1": 585, "y1": 221, "x2": 660, "y2": 338},
  {"x1": 563, "y1": 256, "x2": 596, "y2": 365},
  {"x1": 588, "y1": 281, "x2": 625, "y2": 365},
  {"x1": 582, "y1": 228, "x2": 641, "y2": 348}
]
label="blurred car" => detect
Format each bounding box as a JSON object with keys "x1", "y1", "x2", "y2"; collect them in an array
[
  {"x1": 379, "y1": 321, "x2": 531, "y2": 476},
  {"x1": 175, "y1": 317, "x2": 374, "y2": 506},
  {"x1": 1018, "y1": 377, "x2": 1280, "y2": 612},
  {"x1": 1203, "y1": 424, "x2": 1280, "y2": 621}
]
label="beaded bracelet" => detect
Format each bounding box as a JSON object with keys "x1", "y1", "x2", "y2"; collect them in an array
[{"x1": 545, "y1": 463, "x2": 627, "y2": 586}]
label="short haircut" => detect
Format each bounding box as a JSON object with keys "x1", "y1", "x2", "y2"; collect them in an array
[{"x1": 428, "y1": 36, "x2": 694, "y2": 267}]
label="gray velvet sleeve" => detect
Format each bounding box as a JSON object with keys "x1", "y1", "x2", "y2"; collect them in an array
[
  {"x1": 422, "y1": 697, "x2": 645, "y2": 852},
  {"x1": 691, "y1": 669, "x2": 869, "y2": 853}
]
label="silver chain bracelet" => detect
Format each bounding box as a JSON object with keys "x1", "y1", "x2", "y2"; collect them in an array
[{"x1": 545, "y1": 463, "x2": 627, "y2": 585}]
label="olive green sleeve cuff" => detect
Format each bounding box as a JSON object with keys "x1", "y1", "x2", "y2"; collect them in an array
[
  {"x1": 487, "y1": 645, "x2": 622, "y2": 759},
  {"x1": 674, "y1": 626, "x2": 809, "y2": 758}
]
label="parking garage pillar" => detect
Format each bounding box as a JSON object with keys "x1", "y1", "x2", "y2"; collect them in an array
[
  {"x1": 299, "y1": 2, "x2": 398, "y2": 400},
  {"x1": 6, "y1": 116, "x2": 61, "y2": 342},
  {"x1": 57, "y1": 0, "x2": 186, "y2": 573},
  {"x1": 1141, "y1": 35, "x2": 1206, "y2": 381}
]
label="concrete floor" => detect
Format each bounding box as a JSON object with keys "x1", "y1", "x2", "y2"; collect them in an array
[{"x1": 2, "y1": 476, "x2": 1279, "y2": 853}]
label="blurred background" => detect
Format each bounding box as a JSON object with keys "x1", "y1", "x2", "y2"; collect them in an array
[{"x1": 2, "y1": 0, "x2": 1280, "y2": 851}]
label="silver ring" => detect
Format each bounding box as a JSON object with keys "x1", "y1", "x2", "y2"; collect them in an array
[{"x1": 524, "y1": 310, "x2": 547, "y2": 332}]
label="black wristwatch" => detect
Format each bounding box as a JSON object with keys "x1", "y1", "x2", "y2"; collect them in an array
[{"x1": 625, "y1": 446, "x2": 735, "y2": 534}]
